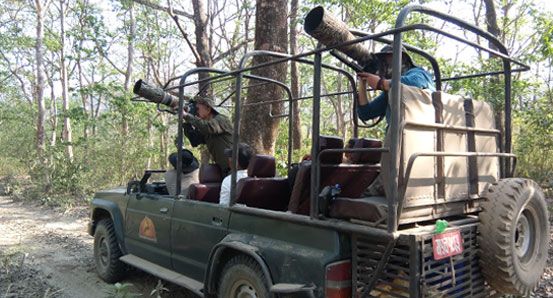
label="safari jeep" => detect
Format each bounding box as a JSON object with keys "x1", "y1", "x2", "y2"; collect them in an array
[{"x1": 88, "y1": 5, "x2": 549, "y2": 297}]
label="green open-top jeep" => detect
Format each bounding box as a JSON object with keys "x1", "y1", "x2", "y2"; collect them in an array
[{"x1": 88, "y1": 5, "x2": 549, "y2": 297}]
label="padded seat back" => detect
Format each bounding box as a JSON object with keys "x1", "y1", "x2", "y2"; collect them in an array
[
  {"x1": 236, "y1": 155, "x2": 290, "y2": 211},
  {"x1": 288, "y1": 136, "x2": 380, "y2": 215},
  {"x1": 189, "y1": 164, "x2": 223, "y2": 203},
  {"x1": 348, "y1": 138, "x2": 382, "y2": 164}
]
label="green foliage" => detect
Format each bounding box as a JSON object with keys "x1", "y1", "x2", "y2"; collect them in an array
[
  {"x1": 104, "y1": 282, "x2": 140, "y2": 298},
  {"x1": 513, "y1": 97, "x2": 553, "y2": 185}
]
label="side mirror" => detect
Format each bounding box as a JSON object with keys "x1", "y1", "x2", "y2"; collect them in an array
[{"x1": 127, "y1": 180, "x2": 141, "y2": 194}]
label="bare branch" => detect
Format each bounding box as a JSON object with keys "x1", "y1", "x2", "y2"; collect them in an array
[
  {"x1": 213, "y1": 38, "x2": 254, "y2": 62},
  {"x1": 131, "y1": 0, "x2": 193, "y2": 18}
]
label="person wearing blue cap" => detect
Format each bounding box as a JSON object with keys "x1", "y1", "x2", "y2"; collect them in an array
[{"x1": 356, "y1": 45, "x2": 435, "y2": 126}]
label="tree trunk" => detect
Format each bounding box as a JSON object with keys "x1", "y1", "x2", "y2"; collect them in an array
[
  {"x1": 122, "y1": 3, "x2": 135, "y2": 136},
  {"x1": 483, "y1": 0, "x2": 506, "y2": 171},
  {"x1": 34, "y1": 0, "x2": 47, "y2": 158},
  {"x1": 483, "y1": 0, "x2": 500, "y2": 53},
  {"x1": 290, "y1": 0, "x2": 301, "y2": 150},
  {"x1": 192, "y1": 0, "x2": 212, "y2": 95},
  {"x1": 59, "y1": 0, "x2": 74, "y2": 161},
  {"x1": 47, "y1": 66, "x2": 57, "y2": 147},
  {"x1": 240, "y1": 0, "x2": 288, "y2": 154}
]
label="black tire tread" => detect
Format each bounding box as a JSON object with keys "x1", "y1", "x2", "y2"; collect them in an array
[
  {"x1": 478, "y1": 178, "x2": 549, "y2": 296},
  {"x1": 217, "y1": 255, "x2": 269, "y2": 298},
  {"x1": 94, "y1": 218, "x2": 126, "y2": 283}
]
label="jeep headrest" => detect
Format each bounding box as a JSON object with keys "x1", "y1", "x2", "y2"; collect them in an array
[
  {"x1": 247, "y1": 155, "x2": 276, "y2": 178},
  {"x1": 349, "y1": 138, "x2": 382, "y2": 164},
  {"x1": 199, "y1": 164, "x2": 223, "y2": 183},
  {"x1": 319, "y1": 135, "x2": 344, "y2": 164}
]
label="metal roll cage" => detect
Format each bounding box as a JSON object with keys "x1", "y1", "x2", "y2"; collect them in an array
[{"x1": 155, "y1": 5, "x2": 529, "y2": 242}]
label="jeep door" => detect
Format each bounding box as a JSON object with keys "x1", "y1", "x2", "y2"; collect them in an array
[
  {"x1": 124, "y1": 193, "x2": 174, "y2": 268},
  {"x1": 171, "y1": 200, "x2": 230, "y2": 281}
]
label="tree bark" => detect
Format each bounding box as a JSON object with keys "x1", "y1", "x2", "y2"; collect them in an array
[
  {"x1": 240, "y1": 0, "x2": 288, "y2": 154},
  {"x1": 191, "y1": 0, "x2": 212, "y2": 95},
  {"x1": 122, "y1": 3, "x2": 135, "y2": 136},
  {"x1": 59, "y1": 0, "x2": 74, "y2": 161},
  {"x1": 34, "y1": 0, "x2": 48, "y2": 158},
  {"x1": 483, "y1": 0, "x2": 500, "y2": 54},
  {"x1": 289, "y1": 0, "x2": 301, "y2": 150}
]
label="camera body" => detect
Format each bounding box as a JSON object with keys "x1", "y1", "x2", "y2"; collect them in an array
[{"x1": 186, "y1": 100, "x2": 197, "y2": 116}]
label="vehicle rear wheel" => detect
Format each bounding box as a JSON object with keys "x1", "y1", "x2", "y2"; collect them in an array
[
  {"x1": 479, "y1": 178, "x2": 549, "y2": 296},
  {"x1": 218, "y1": 255, "x2": 269, "y2": 298},
  {"x1": 94, "y1": 218, "x2": 126, "y2": 283}
]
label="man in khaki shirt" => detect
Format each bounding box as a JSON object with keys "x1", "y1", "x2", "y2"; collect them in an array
[{"x1": 183, "y1": 97, "x2": 233, "y2": 175}]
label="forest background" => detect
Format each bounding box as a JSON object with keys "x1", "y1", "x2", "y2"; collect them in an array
[{"x1": 1, "y1": 0, "x2": 552, "y2": 207}]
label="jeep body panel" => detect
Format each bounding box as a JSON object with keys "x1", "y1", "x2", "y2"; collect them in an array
[
  {"x1": 220, "y1": 210, "x2": 350, "y2": 297},
  {"x1": 171, "y1": 199, "x2": 231, "y2": 281},
  {"x1": 89, "y1": 187, "x2": 128, "y2": 252},
  {"x1": 124, "y1": 193, "x2": 175, "y2": 268}
]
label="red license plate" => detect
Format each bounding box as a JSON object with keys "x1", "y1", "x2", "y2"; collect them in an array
[{"x1": 432, "y1": 229, "x2": 464, "y2": 260}]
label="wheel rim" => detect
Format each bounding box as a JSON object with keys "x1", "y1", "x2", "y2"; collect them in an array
[
  {"x1": 514, "y1": 209, "x2": 536, "y2": 263},
  {"x1": 97, "y1": 235, "x2": 110, "y2": 268},
  {"x1": 230, "y1": 280, "x2": 258, "y2": 298}
]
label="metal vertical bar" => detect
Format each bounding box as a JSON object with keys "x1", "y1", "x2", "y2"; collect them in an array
[
  {"x1": 409, "y1": 235, "x2": 421, "y2": 298},
  {"x1": 176, "y1": 76, "x2": 186, "y2": 197},
  {"x1": 310, "y1": 51, "x2": 322, "y2": 219},
  {"x1": 503, "y1": 59, "x2": 512, "y2": 177},
  {"x1": 288, "y1": 74, "x2": 294, "y2": 169},
  {"x1": 388, "y1": 33, "x2": 403, "y2": 233},
  {"x1": 229, "y1": 72, "x2": 243, "y2": 204},
  {"x1": 433, "y1": 92, "x2": 445, "y2": 199},
  {"x1": 351, "y1": 234, "x2": 359, "y2": 297},
  {"x1": 352, "y1": 81, "x2": 359, "y2": 138}
]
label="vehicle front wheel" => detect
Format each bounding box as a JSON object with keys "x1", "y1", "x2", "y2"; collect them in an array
[
  {"x1": 479, "y1": 178, "x2": 550, "y2": 296},
  {"x1": 218, "y1": 255, "x2": 269, "y2": 298},
  {"x1": 94, "y1": 218, "x2": 126, "y2": 283}
]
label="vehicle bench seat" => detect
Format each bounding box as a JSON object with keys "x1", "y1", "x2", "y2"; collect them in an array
[
  {"x1": 236, "y1": 155, "x2": 291, "y2": 211},
  {"x1": 188, "y1": 164, "x2": 223, "y2": 203},
  {"x1": 288, "y1": 136, "x2": 381, "y2": 215}
]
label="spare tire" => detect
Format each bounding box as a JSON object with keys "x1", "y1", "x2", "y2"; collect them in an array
[{"x1": 479, "y1": 178, "x2": 549, "y2": 296}]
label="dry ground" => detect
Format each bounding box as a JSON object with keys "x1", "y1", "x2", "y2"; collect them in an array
[
  {"x1": 0, "y1": 196, "x2": 193, "y2": 298},
  {"x1": 0, "y1": 195, "x2": 552, "y2": 297}
]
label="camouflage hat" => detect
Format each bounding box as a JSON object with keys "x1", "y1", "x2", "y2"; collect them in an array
[
  {"x1": 195, "y1": 96, "x2": 219, "y2": 114},
  {"x1": 375, "y1": 44, "x2": 415, "y2": 66}
]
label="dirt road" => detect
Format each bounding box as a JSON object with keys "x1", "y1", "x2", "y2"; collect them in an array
[
  {"x1": 0, "y1": 196, "x2": 192, "y2": 298},
  {"x1": 1, "y1": 195, "x2": 552, "y2": 297}
]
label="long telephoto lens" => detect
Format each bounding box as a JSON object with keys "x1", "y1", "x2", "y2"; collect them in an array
[{"x1": 133, "y1": 79, "x2": 179, "y2": 108}]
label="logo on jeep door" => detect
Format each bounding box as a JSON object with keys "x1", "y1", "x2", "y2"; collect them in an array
[{"x1": 139, "y1": 216, "x2": 157, "y2": 242}]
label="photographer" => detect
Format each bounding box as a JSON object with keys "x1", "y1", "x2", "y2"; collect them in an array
[{"x1": 182, "y1": 97, "x2": 233, "y2": 174}]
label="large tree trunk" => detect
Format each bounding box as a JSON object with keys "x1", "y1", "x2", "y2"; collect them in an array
[
  {"x1": 59, "y1": 0, "x2": 74, "y2": 161},
  {"x1": 289, "y1": 0, "x2": 301, "y2": 150},
  {"x1": 192, "y1": 0, "x2": 211, "y2": 96},
  {"x1": 240, "y1": 0, "x2": 288, "y2": 154}
]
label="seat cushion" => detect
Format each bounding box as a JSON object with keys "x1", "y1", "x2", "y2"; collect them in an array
[
  {"x1": 236, "y1": 178, "x2": 290, "y2": 211},
  {"x1": 329, "y1": 196, "x2": 387, "y2": 222},
  {"x1": 320, "y1": 164, "x2": 380, "y2": 198}
]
